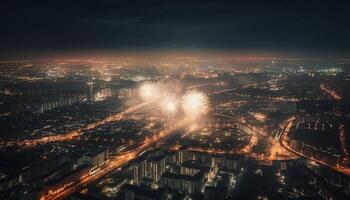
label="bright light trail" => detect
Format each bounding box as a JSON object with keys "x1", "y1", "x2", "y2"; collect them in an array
[
  {"x1": 320, "y1": 83, "x2": 341, "y2": 101},
  {"x1": 181, "y1": 124, "x2": 198, "y2": 138}
]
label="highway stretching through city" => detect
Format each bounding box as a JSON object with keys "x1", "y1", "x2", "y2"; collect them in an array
[
  {"x1": 41, "y1": 119, "x2": 189, "y2": 200},
  {"x1": 320, "y1": 83, "x2": 341, "y2": 101}
]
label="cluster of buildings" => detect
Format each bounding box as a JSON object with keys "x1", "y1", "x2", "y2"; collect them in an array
[
  {"x1": 288, "y1": 100, "x2": 349, "y2": 168},
  {"x1": 119, "y1": 147, "x2": 242, "y2": 200},
  {"x1": 0, "y1": 146, "x2": 109, "y2": 199}
]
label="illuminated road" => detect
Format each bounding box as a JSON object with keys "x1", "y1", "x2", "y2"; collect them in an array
[
  {"x1": 196, "y1": 113, "x2": 295, "y2": 160},
  {"x1": 19, "y1": 102, "x2": 149, "y2": 147},
  {"x1": 320, "y1": 83, "x2": 341, "y2": 101},
  {"x1": 319, "y1": 83, "x2": 349, "y2": 165},
  {"x1": 211, "y1": 80, "x2": 271, "y2": 95},
  {"x1": 187, "y1": 82, "x2": 224, "y2": 90},
  {"x1": 240, "y1": 131, "x2": 258, "y2": 154},
  {"x1": 241, "y1": 119, "x2": 296, "y2": 160},
  {"x1": 42, "y1": 154, "x2": 133, "y2": 200},
  {"x1": 175, "y1": 116, "x2": 295, "y2": 160},
  {"x1": 41, "y1": 119, "x2": 187, "y2": 200},
  {"x1": 279, "y1": 117, "x2": 350, "y2": 176},
  {"x1": 187, "y1": 147, "x2": 230, "y2": 154}
]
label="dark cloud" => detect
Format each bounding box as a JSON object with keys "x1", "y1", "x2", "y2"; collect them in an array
[{"x1": 1, "y1": 0, "x2": 350, "y2": 58}]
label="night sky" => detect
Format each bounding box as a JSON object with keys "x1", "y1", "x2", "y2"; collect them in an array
[{"x1": 1, "y1": 0, "x2": 350, "y2": 58}]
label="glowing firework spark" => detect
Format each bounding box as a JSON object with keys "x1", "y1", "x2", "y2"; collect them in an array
[
  {"x1": 182, "y1": 91, "x2": 208, "y2": 119},
  {"x1": 139, "y1": 83, "x2": 159, "y2": 101},
  {"x1": 161, "y1": 96, "x2": 178, "y2": 117}
]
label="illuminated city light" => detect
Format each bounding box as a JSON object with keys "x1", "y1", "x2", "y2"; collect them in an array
[
  {"x1": 251, "y1": 112, "x2": 266, "y2": 122},
  {"x1": 320, "y1": 83, "x2": 341, "y2": 101},
  {"x1": 182, "y1": 90, "x2": 209, "y2": 119},
  {"x1": 2, "y1": 0, "x2": 350, "y2": 198}
]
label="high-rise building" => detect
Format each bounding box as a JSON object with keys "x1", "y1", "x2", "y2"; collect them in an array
[
  {"x1": 133, "y1": 158, "x2": 148, "y2": 185},
  {"x1": 211, "y1": 155, "x2": 225, "y2": 168},
  {"x1": 204, "y1": 173, "x2": 229, "y2": 200},
  {"x1": 160, "y1": 170, "x2": 207, "y2": 194},
  {"x1": 181, "y1": 160, "x2": 211, "y2": 176},
  {"x1": 177, "y1": 147, "x2": 189, "y2": 165},
  {"x1": 224, "y1": 155, "x2": 242, "y2": 172},
  {"x1": 150, "y1": 156, "x2": 166, "y2": 182},
  {"x1": 85, "y1": 148, "x2": 109, "y2": 167}
]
